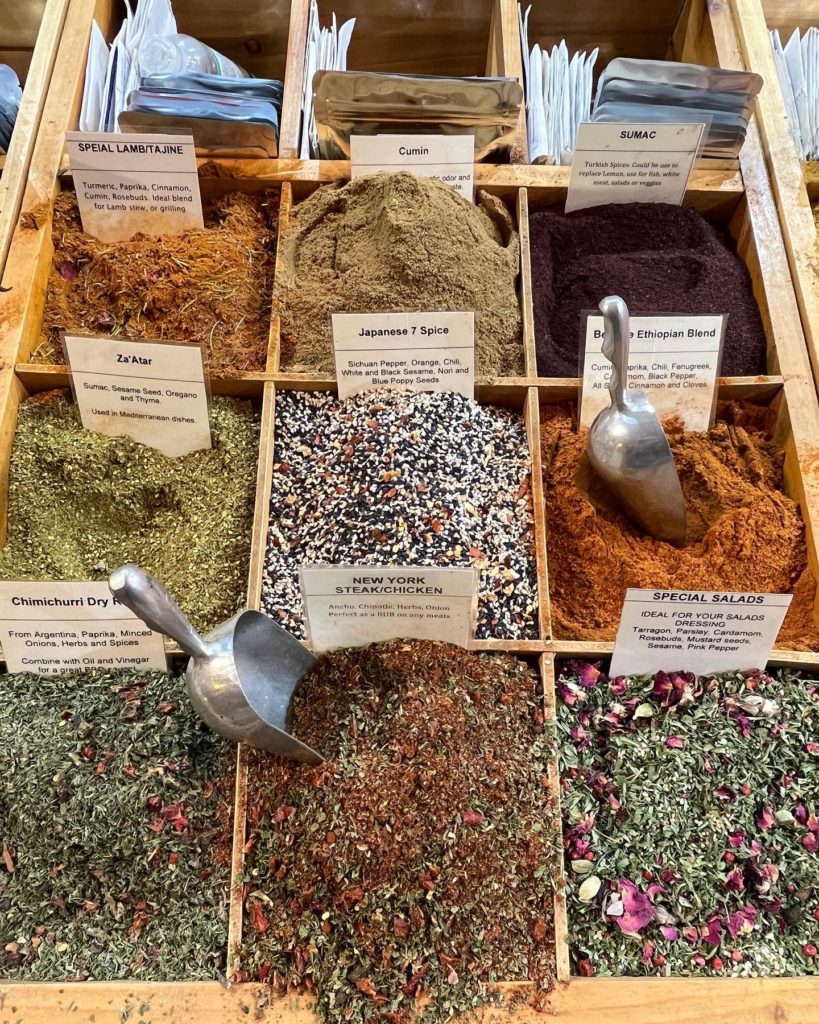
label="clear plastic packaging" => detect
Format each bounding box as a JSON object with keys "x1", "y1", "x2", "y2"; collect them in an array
[{"x1": 138, "y1": 33, "x2": 249, "y2": 79}]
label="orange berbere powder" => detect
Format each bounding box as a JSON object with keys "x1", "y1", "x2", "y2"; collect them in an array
[{"x1": 540, "y1": 402, "x2": 819, "y2": 650}]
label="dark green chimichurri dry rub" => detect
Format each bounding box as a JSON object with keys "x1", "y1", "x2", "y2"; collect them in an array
[
  {"x1": 559, "y1": 663, "x2": 819, "y2": 977},
  {"x1": 0, "y1": 670, "x2": 233, "y2": 981},
  {"x1": 237, "y1": 640, "x2": 558, "y2": 1024},
  {"x1": 0, "y1": 391, "x2": 259, "y2": 631}
]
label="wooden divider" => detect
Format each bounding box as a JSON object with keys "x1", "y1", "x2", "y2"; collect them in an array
[
  {"x1": 730, "y1": 0, "x2": 819, "y2": 397},
  {"x1": 0, "y1": 0, "x2": 70, "y2": 279}
]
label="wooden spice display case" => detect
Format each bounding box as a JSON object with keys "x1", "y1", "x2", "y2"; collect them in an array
[
  {"x1": 731, "y1": 0, "x2": 819, "y2": 397},
  {"x1": 0, "y1": 0, "x2": 70, "y2": 279},
  {"x1": 1, "y1": 0, "x2": 819, "y2": 1020}
]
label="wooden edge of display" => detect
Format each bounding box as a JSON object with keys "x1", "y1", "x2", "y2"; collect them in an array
[
  {"x1": 524, "y1": 388, "x2": 552, "y2": 642},
  {"x1": 539, "y1": 653, "x2": 570, "y2": 982},
  {"x1": 731, "y1": 0, "x2": 819, "y2": 395},
  {"x1": 1, "y1": 976, "x2": 818, "y2": 1022},
  {"x1": 226, "y1": 743, "x2": 248, "y2": 976},
  {"x1": 0, "y1": 0, "x2": 71, "y2": 279},
  {"x1": 277, "y1": 0, "x2": 310, "y2": 160},
  {"x1": 517, "y1": 189, "x2": 537, "y2": 377},
  {"x1": 247, "y1": 383, "x2": 277, "y2": 612}
]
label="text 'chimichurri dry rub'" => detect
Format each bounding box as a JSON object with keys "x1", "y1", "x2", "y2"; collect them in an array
[{"x1": 238, "y1": 640, "x2": 558, "y2": 1024}]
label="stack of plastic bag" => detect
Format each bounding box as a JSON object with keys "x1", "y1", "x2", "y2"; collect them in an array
[{"x1": 770, "y1": 27, "x2": 819, "y2": 160}]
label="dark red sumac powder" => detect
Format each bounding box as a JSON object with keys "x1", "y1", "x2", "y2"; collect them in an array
[{"x1": 530, "y1": 202, "x2": 767, "y2": 378}]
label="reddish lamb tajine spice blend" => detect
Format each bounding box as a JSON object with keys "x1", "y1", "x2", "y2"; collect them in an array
[
  {"x1": 236, "y1": 640, "x2": 558, "y2": 1024},
  {"x1": 541, "y1": 402, "x2": 819, "y2": 649},
  {"x1": 559, "y1": 662, "x2": 819, "y2": 977},
  {"x1": 530, "y1": 202, "x2": 767, "y2": 377},
  {"x1": 37, "y1": 188, "x2": 279, "y2": 373}
]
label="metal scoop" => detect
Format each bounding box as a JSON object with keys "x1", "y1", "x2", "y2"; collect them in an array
[
  {"x1": 108, "y1": 564, "x2": 323, "y2": 763},
  {"x1": 587, "y1": 295, "x2": 687, "y2": 546}
]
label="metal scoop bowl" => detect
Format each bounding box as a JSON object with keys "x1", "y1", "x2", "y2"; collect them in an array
[
  {"x1": 108, "y1": 564, "x2": 323, "y2": 763},
  {"x1": 587, "y1": 295, "x2": 687, "y2": 547}
]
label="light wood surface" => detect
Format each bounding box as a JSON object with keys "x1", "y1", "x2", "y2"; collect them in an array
[
  {"x1": 0, "y1": 0, "x2": 69, "y2": 279},
  {"x1": 732, "y1": 0, "x2": 819, "y2": 400}
]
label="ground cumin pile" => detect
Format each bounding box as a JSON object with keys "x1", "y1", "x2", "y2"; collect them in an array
[
  {"x1": 277, "y1": 172, "x2": 523, "y2": 376},
  {"x1": 541, "y1": 402, "x2": 819, "y2": 649},
  {"x1": 38, "y1": 189, "x2": 279, "y2": 373},
  {"x1": 237, "y1": 640, "x2": 556, "y2": 1024},
  {"x1": 530, "y1": 202, "x2": 767, "y2": 377}
]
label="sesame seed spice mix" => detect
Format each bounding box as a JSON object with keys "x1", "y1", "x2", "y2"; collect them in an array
[{"x1": 262, "y1": 389, "x2": 538, "y2": 640}]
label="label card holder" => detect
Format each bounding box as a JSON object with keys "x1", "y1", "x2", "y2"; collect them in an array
[
  {"x1": 0, "y1": 581, "x2": 167, "y2": 676},
  {"x1": 350, "y1": 134, "x2": 475, "y2": 199},
  {"x1": 65, "y1": 130, "x2": 203, "y2": 243},
  {"x1": 579, "y1": 312, "x2": 726, "y2": 430},
  {"x1": 609, "y1": 588, "x2": 793, "y2": 678},
  {"x1": 63, "y1": 333, "x2": 212, "y2": 458},
  {"x1": 299, "y1": 565, "x2": 478, "y2": 653},
  {"x1": 332, "y1": 311, "x2": 475, "y2": 399},
  {"x1": 566, "y1": 122, "x2": 706, "y2": 213}
]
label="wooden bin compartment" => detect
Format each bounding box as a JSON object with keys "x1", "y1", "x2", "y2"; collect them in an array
[
  {"x1": 271, "y1": 177, "x2": 536, "y2": 380},
  {"x1": 731, "y1": 0, "x2": 819, "y2": 397},
  {"x1": 0, "y1": 0, "x2": 70, "y2": 278},
  {"x1": 545, "y1": 654, "x2": 818, "y2": 992},
  {"x1": 3, "y1": 172, "x2": 287, "y2": 391}
]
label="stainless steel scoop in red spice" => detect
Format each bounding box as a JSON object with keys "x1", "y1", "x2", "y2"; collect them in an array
[
  {"x1": 587, "y1": 295, "x2": 688, "y2": 546},
  {"x1": 108, "y1": 564, "x2": 323, "y2": 763}
]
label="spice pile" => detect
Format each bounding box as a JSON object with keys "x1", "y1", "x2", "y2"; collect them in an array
[
  {"x1": 558, "y1": 661, "x2": 819, "y2": 977},
  {"x1": 238, "y1": 640, "x2": 557, "y2": 1022},
  {"x1": 277, "y1": 172, "x2": 523, "y2": 376},
  {"x1": 263, "y1": 389, "x2": 538, "y2": 640},
  {"x1": 0, "y1": 670, "x2": 233, "y2": 981},
  {"x1": 540, "y1": 402, "x2": 819, "y2": 649},
  {"x1": 38, "y1": 189, "x2": 279, "y2": 373},
  {"x1": 530, "y1": 202, "x2": 767, "y2": 377},
  {"x1": 0, "y1": 391, "x2": 259, "y2": 631}
]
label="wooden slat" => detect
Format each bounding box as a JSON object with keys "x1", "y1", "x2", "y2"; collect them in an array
[
  {"x1": 247, "y1": 383, "x2": 276, "y2": 612},
  {"x1": 0, "y1": 0, "x2": 70, "y2": 280},
  {"x1": 525, "y1": 389, "x2": 551, "y2": 641},
  {"x1": 1, "y1": 977, "x2": 817, "y2": 1022},
  {"x1": 731, "y1": 0, "x2": 819, "y2": 397},
  {"x1": 539, "y1": 653, "x2": 570, "y2": 982},
  {"x1": 278, "y1": 0, "x2": 309, "y2": 159}
]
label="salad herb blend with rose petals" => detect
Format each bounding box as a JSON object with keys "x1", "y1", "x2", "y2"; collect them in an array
[{"x1": 558, "y1": 664, "x2": 819, "y2": 977}]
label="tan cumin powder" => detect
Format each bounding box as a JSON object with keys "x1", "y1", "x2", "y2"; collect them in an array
[{"x1": 277, "y1": 172, "x2": 523, "y2": 376}]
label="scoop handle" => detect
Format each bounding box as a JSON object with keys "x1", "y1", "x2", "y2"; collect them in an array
[
  {"x1": 599, "y1": 295, "x2": 631, "y2": 412},
  {"x1": 108, "y1": 564, "x2": 208, "y2": 659}
]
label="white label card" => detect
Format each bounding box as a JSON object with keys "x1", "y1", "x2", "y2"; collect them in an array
[
  {"x1": 609, "y1": 589, "x2": 793, "y2": 678},
  {"x1": 580, "y1": 314, "x2": 726, "y2": 429},
  {"x1": 299, "y1": 566, "x2": 478, "y2": 653},
  {"x1": 64, "y1": 334, "x2": 211, "y2": 457},
  {"x1": 65, "y1": 131, "x2": 203, "y2": 242},
  {"x1": 0, "y1": 581, "x2": 167, "y2": 676},
  {"x1": 332, "y1": 311, "x2": 475, "y2": 399},
  {"x1": 566, "y1": 122, "x2": 705, "y2": 213},
  {"x1": 350, "y1": 134, "x2": 475, "y2": 199}
]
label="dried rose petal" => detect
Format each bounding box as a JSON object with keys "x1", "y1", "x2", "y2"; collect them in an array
[
  {"x1": 681, "y1": 926, "x2": 699, "y2": 943},
  {"x1": 58, "y1": 260, "x2": 78, "y2": 280},
  {"x1": 463, "y1": 810, "x2": 485, "y2": 825},
  {"x1": 613, "y1": 878, "x2": 654, "y2": 937},
  {"x1": 728, "y1": 830, "x2": 745, "y2": 848},
  {"x1": 610, "y1": 679, "x2": 629, "y2": 696},
  {"x1": 702, "y1": 916, "x2": 723, "y2": 945},
  {"x1": 794, "y1": 805, "x2": 808, "y2": 826},
  {"x1": 665, "y1": 736, "x2": 685, "y2": 749},
  {"x1": 802, "y1": 832, "x2": 818, "y2": 853},
  {"x1": 660, "y1": 925, "x2": 679, "y2": 942},
  {"x1": 570, "y1": 661, "x2": 602, "y2": 689},
  {"x1": 727, "y1": 906, "x2": 757, "y2": 938},
  {"x1": 724, "y1": 869, "x2": 745, "y2": 892},
  {"x1": 714, "y1": 785, "x2": 737, "y2": 803},
  {"x1": 577, "y1": 958, "x2": 595, "y2": 977},
  {"x1": 756, "y1": 806, "x2": 775, "y2": 831},
  {"x1": 805, "y1": 742, "x2": 819, "y2": 756}
]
